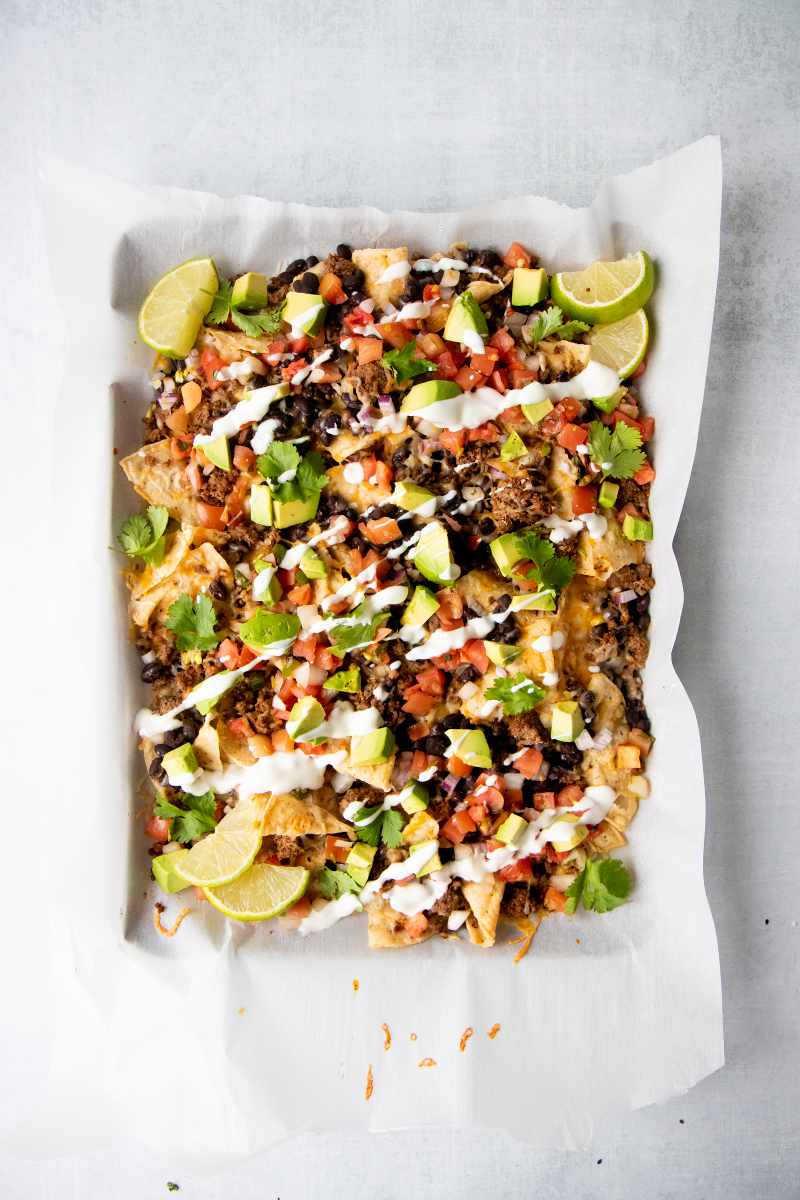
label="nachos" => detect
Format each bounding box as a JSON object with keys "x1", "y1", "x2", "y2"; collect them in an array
[{"x1": 124, "y1": 242, "x2": 656, "y2": 947}]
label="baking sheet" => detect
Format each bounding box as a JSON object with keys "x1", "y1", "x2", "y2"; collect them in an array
[{"x1": 32, "y1": 137, "x2": 722, "y2": 1161}]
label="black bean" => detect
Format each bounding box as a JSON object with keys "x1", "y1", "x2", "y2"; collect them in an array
[
  {"x1": 141, "y1": 660, "x2": 166, "y2": 683},
  {"x1": 424, "y1": 735, "x2": 449, "y2": 757},
  {"x1": 430, "y1": 449, "x2": 444, "y2": 461},
  {"x1": 454, "y1": 664, "x2": 478, "y2": 683},
  {"x1": 208, "y1": 579, "x2": 228, "y2": 600},
  {"x1": 492, "y1": 594, "x2": 512, "y2": 614},
  {"x1": 306, "y1": 255, "x2": 319, "y2": 267},
  {"x1": 161, "y1": 727, "x2": 186, "y2": 749},
  {"x1": 341, "y1": 267, "x2": 364, "y2": 290},
  {"x1": 392, "y1": 448, "x2": 408, "y2": 469},
  {"x1": 462, "y1": 248, "x2": 477, "y2": 265},
  {"x1": 479, "y1": 517, "x2": 495, "y2": 536},
  {"x1": 285, "y1": 258, "x2": 306, "y2": 276},
  {"x1": 442, "y1": 713, "x2": 463, "y2": 731},
  {"x1": 225, "y1": 539, "x2": 250, "y2": 557},
  {"x1": 336, "y1": 243, "x2": 352, "y2": 259},
  {"x1": 181, "y1": 712, "x2": 202, "y2": 740},
  {"x1": 293, "y1": 274, "x2": 319, "y2": 295},
  {"x1": 148, "y1": 756, "x2": 166, "y2": 783}
]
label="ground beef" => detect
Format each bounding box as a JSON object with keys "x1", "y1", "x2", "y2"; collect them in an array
[
  {"x1": 429, "y1": 880, "x2": 463, "y2": 917},
  {"x1": 501, "y1": 883, "x2": 534, "y2": 918},
  {"x1": 426, "y1": 793, "x2": 452, "y2": 824},
  {"x1": 220, "y1": 524, "x2": 278, "y2": 554},
  {"x1": 490, "y1": 472, "x2": 553, "y2": 533},
  {"x1": 261, "y1": 835, "x2": 302, "y2": 865},
  {"x1": 136, "y1": 623, "x2": 176, "y2": 666},
  {"x1": 197, "y1": 468, "x2": 235, "y2": 506},
  {"x1": 621, "y1": 626, "x2": 649, "y2": 669},
  {"x1": 242, "y1": 690, "x2": 276, "y2": 735},
  {"x1": 607, "y1": 561, "x2": 654, "y2": 596},
  {"x1": 347, "y1": 360, "x2": 395, "y2": 401},
  {"x1": 506, "y1": 710, "x2": 549, "y2": 748},
  {"x1": 586, "y1": 626, "x2": 619, "y2": 664},
  {"x1": 150, "y1": 664, "x2": 206, "y2": 714},
  {"x1": 322, "y1": 252, "x2": 355, "y2": 280},
  {"x1": 617, "y1": 478, "x2": 650, "y2": 516}
]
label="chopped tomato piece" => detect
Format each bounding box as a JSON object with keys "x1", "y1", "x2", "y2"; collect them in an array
[
  {"x1": 572, "y1": 484, "x2": 597, "y2": 516},
  {"x1": 359, "y1": 517, "x2": 401, "y2": 545},
  {"x1": 402, "y1": 687, "x2": 439, "y2": 716},
  {"x1": 500, "y1": 404, "x2": 528, "y2": 427},
  {"x1": 417, "y1": 332, "x2": 446, "y2": 359},
  {"x1": 165, "y1": 405, "x2": 189, "y2": 436},
  {"x1": 410, "y1": 750, "x2": 430, "y2": 777},
  {"x1": 355, "y1": 336, "x2": 384, "y2": 365},
  {"x1": 461, "y1": 639, "x2": 489, "y2": 674},
  {"x1": 286, "y1": 896, "x2": 312, "y2": 919},
  {"x1": 499, "y1": 857, "x2": 533, "y2": 882},
  {"x1": 325, "y1": 834, "x2": 350, "y2": 864},
  {"x1": 441, "y1": 810, "x2": 477, "y2": 844},
  {"x1": 416, "y1": 667, "x2": 446, "y2": 697},
  {"x1": 288, "y1": 335, "x2": 311, "y2": 354},
  {"x1": 422, "y1": 283, "x2": 440, "y2": 302},
  {"x1": 232, "y1": 445, "x2": 256, "y2": 471},
  {"x1": 557, "y1": 423, "x2": 589, "y2": 452},
  {"x1": 488, "y1": 328, "x2": 515, "y2": 356},
  {"x1": 404, "y1": 913, "x2": 429, "y2": 938},
  {"x1": 439, "y1": 428, "x2": 467, "y2": 455},
  {"x1": 373, "y1": 460, "x2": 393, "y2": 493},
  {"x1": 435, "y1": 588, "x2": 463, "y2": 629},
  {"x1": 238, "y1": 644, "x2": 258, "y2": 666},
  {"x1": 145, "y1": 814, "x2": 171, "y2": 843},
  {"x1": 503, "y1": 241, "x2": 531, "y2": 269},
  {"x1": 379, "y1": 322, "x2": 413, "y2": 348},
  {"x1": 435, "y1": 349, "x2": 460, "y2": 380},
  {"x1": 293, "y1": 635, "x2": 320, "y2": 662},
  {"x1": 633, "y1": 462, "x2": 655, "y2": 485},
  {"x1": 467, "y1": 421, "x2": 500, "y2": 444},
  {"x1": 639, "y1": 416, "x2": 655, "y2": 442},
  {"x1": 447, "y1": 756, "x2": 473, "y2": 778},
  {"x1": 200, "y1": 347, "x2": 225, "y2": 390},
  {"x1": 533, "y1": 790, "x2": 556, "y2": 810},
  {"x1": 408, "y1": 722, "x2": 429, "y2": 742},
  {"x1": 343, "y1": 306, "x2": 374, "y2": 331},
  {"x1": 227, "y1": 716, "x2": 253, "y2": 738},
  {"x1": 470, "y1": 350, "x2": 500, "y2": 376},
  {"x1": 491, "y1": 369, "x2": 508, "y2": 394},
  {"x1": 319, "y1": 272, "x2": 346, "y2": 305},
  {"x1": 472, "y1": 785, "x2": 504, "y2": 814},
  {"x1": 222, "y1": 474, "x2": 249, "y2": 524},
  {"x1": 315, "y1": 646, "x2": 342, "y2": 672},
  {"x1": 632, "y1": 359, "x2": 648, "y2": 378},
  {"x1": 218, "y1": 638, "x2": 242, "y2": 670},
  {"x1": 287, "y1": 584, "x2": 313, "y2": 605},
  {"x1": 509, "y1": 366, "x2": 538, "y2": 389},
  {"x1": 454, "y1": 365, "x2": 484, "y2": 392},
  {"x1": 557, "y1": 784, "x2": 584, "y2": 807},
  {"x1": 514, "y1": 747, "x2": 544, "y2": 779},
  {"x1": 543, "y1": 886, "x2": 567, "y2": 912},
  {"x1": 282, "y1": 358, "x2": 309, "y2": 383},
  {"x1": 559, "y1": 397, "x2": 582, "y2": 421},
  {"x1": 195, "y1": 502, "x2": 226, "y2": 530}
]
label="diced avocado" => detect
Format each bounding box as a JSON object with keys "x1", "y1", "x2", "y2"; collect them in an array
[
  {"x1": 521, "y1": 396, "x2": 554, "y2": 426},
  {"x1": 250, "y1": 483, "x2": 273, "y2": 527},
  {"x1": 152, "y1": 849, "x2": 191, "y2": 894},
  {"x1": 509, "y1": 591, "x2": 556, "y2": 612},
  {"x1": 550, "y1": 700, "x2": 584, "y2": 743},
  {"x1": 399, "y1": 781, "x2": 429, "y2": 814},
  {"x1": 203, "y1": 435, "x2": 231, "y2": 472},
  {"x1": 231, "y1": 271, "x2": 268, "y2": 311},
  {"x1": 345, "y1": 841, "x2": 376, "y2": 887},
  {"x1": 495, "y1": 813, "x2": 528, "y2": 846},
  {"x1": 300, "y1": 547, "x2": 327, "y2": 579},
  {"x1": 411, "y1": 520, "x2": 459, "y2": 586},
  {"x1": 161, "y1": 742, "x2": 200, "y2": 787},
  {"x1": 622, "y1": 514, "x2": 653, "y2": 542},
  {"x1": 325, "y1": 667, "x2": 361, "y2": 693},
  {"x1": 392, "y1": 480, "x2": 435, "y2": 511},
  {"x1": 401, "y1": 586, "x2": 440, "y2": 627},
  {"x1": 550, "y1": 814, "x2": 589, "y2": 853},
  {"x1": 414, "y1": 839, "x2": 442, "y2": 877},
  {"x1": 349, "y1": 727, "x2": 396, "y2": 766},
  {"x1": 443, "y1": 290, "x2": 489, "y2": 344},
  {"x1": 484, "y1": 641, "x2": 522, "y2": 666},
  {"x1": 286, "y1": 696, "x2": 326, "y2": 742},
  {"x1": 194, "y1": 671, "x2": 234, "y2": 715},
  {"x1": 592, "y1": 387, "x2": 625, "y2": 414},
  {"x1": 489, "y1": 531, "x2": 524, "y2": 577},
  {"x1": 239, "y1": 609, "x2": 300, "y2": 650},
  {"x1": 400, "y1": 378, "x2": 462, "y2": 415},
  {"x1": 445, "y1": 728, "x2": 492, "y2": 769},
  {"x1": 500, "y1": 431, "x2": 527, "y2": 461},
  {"x1": 598, "y1": 480, "x2": 620, "y2": 509},
  {"x1": 511, "y1": 267, "x2": 549, "y2": 307},
  {"x1": 283, "y1": 289, "x2": 328, "y2": 334},
  {"x1": 252, "y1": 563, "x2": 282, "y2": 603},
  {"x1": 402, "y1": 810, "x2": 438, "y2": 845},
  {"x1": 273, "y1": 492, "x2": 321, "y2": 529}
]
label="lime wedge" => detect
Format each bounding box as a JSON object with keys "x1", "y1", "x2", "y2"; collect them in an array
[
  {"x1": 587, "y1": 310, "x2": 649, "y2": 379},
  {"x1": 203, "y1": 863, "x2": 309, "y2": 922},
  {"x1": 138, "y1": 257, "x2": 219, "y2": 357},
  {"x1": 550, "y1": 252, "x2": 654, "y2": 324},
  {"x1": 177, "y1": 796, "x2": 263, "y2": 888}
]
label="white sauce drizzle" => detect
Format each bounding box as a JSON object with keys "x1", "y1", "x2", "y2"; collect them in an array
[
  {"x1": 194, "y1": 383, "x2": 286, "y2": 446},
  {"x1": 376, "y1": 259, "x2": 412, "y2": 283},
  {"x1": 298, "y1": 893, "x2": 362, "y2": 935}
]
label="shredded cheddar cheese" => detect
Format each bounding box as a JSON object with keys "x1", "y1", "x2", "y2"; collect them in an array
[
  {"x1": 365, "y1": 1064, "x2": 374, "y2": 1100},
  {"x1": 459, "y1": 1027, "x2": 475, "y2": 1052},
  {"x1": 487, "y1": 1023, "x2": 501, "y2": 1040},
  {"x1": 381, "y1": 1022, "x2": 392, "y2": 1051}
]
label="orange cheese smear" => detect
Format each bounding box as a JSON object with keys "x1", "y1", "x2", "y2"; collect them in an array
[
  {"x1": 365, "y1": 1065, "x2": 374, "y2": 1101},
  {"x1": 418, "y1": 1057, "x2": 437, "y2": 1068},
  {"x1": 459, "y1": 1027, "x2": 475, "y2": 1052},
  {"x1": 381, "y1": 1023, "x2": 392, "y2": 1051},
  {"x1": 153, "y1": 903, "x2": 192, "y2": 938},
  {"x1": 487, "y1": 1023, "x2": 501, "y2": 1040}
]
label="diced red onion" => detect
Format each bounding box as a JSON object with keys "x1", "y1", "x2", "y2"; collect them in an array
[{"x1": 442, "y1": 774, "x2": 460, "y2": 796}]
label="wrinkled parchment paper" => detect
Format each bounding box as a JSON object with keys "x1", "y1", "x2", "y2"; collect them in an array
[{"x1": 34, "y1": 138, "x2": 722, "y2": 1161}]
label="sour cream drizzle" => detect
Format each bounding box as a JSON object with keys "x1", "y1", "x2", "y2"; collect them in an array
[
  {"x1": 194, "y1": 383, "x2": 287, "y2": 446},
  {"x1": 298, "y1": 893, "x2": 362, "y2": 935},
  {"x1": 376, "y1": 259, "x2": 412, "y2": 283}
]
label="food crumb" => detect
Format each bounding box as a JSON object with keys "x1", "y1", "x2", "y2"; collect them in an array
[
  {"x1": 166, "y1": 1185, "x2": 180, "y2": 1193},
  {"x1": 153, "y1": 903, "x2": 192, "y2": 938},
  {"x1": 364, "y1": 1065, "x2": 374, "y2": 1101},
  {"x1": 418, "y1": 1057, "x2": 437, "y2": 1068},
  {"x1": 410, "y1": 1032, "x2": 418, "y2": 1041},
  {"x1": 509, "y1": 916, "x2": 540, "y2": 962},
  {"x1": 352, "y1": 978, "x2": 360, "y2": 992},
  {"x1": 576, "y1": 938, "x2": 581, "y2": 944},
  {"x1": 459, "y1": 1027, "x2": 475, "y2": 1053},
  {"x1": 765, "y1": 918, "x2": 770, "y2": 926},
  {"x1": 679, "y1": 1118, "x2": 685, "y2": 1125},
  {"x1": 597, "y1": 1159, "x2": 603, "y2": 1165},
  {"x1": 381, "y1": 1022, "x2": 392, "y2": 1051},
  {"x1": 238, "y1": 1007, "x2": 246, "y2": 1016},
  {"x1": 487, "y1": 1023, "x2": 501, "y2": 1040}
]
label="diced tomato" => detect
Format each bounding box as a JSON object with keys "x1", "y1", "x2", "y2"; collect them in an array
[
  {"x1": 233, "y1": 445, "x2": 256, "y2": 471},
  {"x1": 435, "y1": 349, "x2": 460, "y2": 380},
  {"x1": 632, "y1": 358, "x2": 648, "y2": 379},
  {"x1": 500, "y1": 404, "x2": 528, "y2": 428},
  {"x1": 572, "y1": 484, "x2": 597, "y2": 516},
  {"x1": 441, "y1": 810, "x2": 478, "y2": 845},
  {"x1": 499, "y1": 857, "x2": 533, "y2": 882},
  {"x1": 200, "y1": 347, "x2": 226, "y2": 390},
  {"x1": 344, "y1": 306, "x2": 375, "y2": 331},
  {"x1": 461, "y1": 639, "x2": 489, "y2": 674},
  {"x1": 165, "y1": 405, "x2": 189, "y2": 436},
  {"x1": 422, "y1": 283, "x2": 440, "y2": 302},
  {"x1": 373, "y1": 460, "x2": 393, "y2": 492},
  {"x1": 514, "y1": 747, "x2": 544, "y2": 779},
  {"x1": 539, "y1": 409, "x2": 565, "y2": 438},
  {"x1": 416, "y1": 667, "x2": 446, "y2": 697},
  {"x1": 227, "y1": 716, "x2": 253, "y2": 739},
  {"x1": 277, "y1": 566, "x2": 296, "y2": 591},
  {"x1": 454, "y1": 365, "x2": 483, "y2": 392},
  {"x1": 559, "y1": 397, "x2": 582, "y2": 421},
  {"x1": 218, "y1": 638, "x2": 242, "y2": 670},
  {"x1": 402, "y1": 687, "x2": 439, "y2": 716},
  {"x1": 195, "y1": 502, "x2": 227, "y2": 530},
  {"x1": 286, "y1": 896, "x2": 312, "y2": 919},
  {"x1": 557, "y1": 784, "x2": 584, "y2": 807},
  {"x1": 633, "y1": 462, "x2": 655, "y2": 485},
  {"x1": 639, "y1": 416, "x2": 655, "y2": 442},
  {"x1": 447, "y1": 756, "x2": 473, "y2": 778},
  {"x1": 145, "y1": 814, "x2": 171, "y2": 843},
  {"x1": 186, "y1": 460, "x2": 202, "y2": 492},
  {"x1": 431, "y1": 650, "x2": 464, "y2": 672},
  {"x1": 359, "y1": 517, "x2": 401, "y2": 545},
  {"x1": 533, "y1": 791, "x2": 556, "y2": 811},
  {"x1": 467, "y1": 421, "x2": 500, "y2": 444},
  {"x1": 509, "y1": 366, "x2": 538, "y2": 389},
  {"x1": 354, "y1": 336, "x2": 384, "y2": 365},
  {"x1": 408, "y1": 722, "x2": 429, "y2": 742},
  {"x1": 325, "y1": 834, "x2": 350, "y2": 864},
  {"x1": 472, "y1": 786, "x2": 504, "y2": 814},
  {"x1": 287, "y1": 584, "x2": 313, "y2": 605},
  {"x1": 222, "y1": 475, "x2": 250, "y2": 525},
  {"x1": 470, "y1": 350, "x2": 500, "y2": 376},
  {"x1": 505, "y1": 787, "x2": 524, "y2": 810},
  {"x1": 405, "y1": 913, "x2": 429, "y2": 938},
  {"x1": 557, "y1": 423, "x2": 589, "y2": 452},
  {"x1": 488, "y1": 328, "x2": 515, "y2": 357},
  {"x1": 417, "y1": 332, "x2": 446, "y2": 359},
  {"x1": 379, "y1": 322, "x2": 413, "y2": 348},
  {"x1": 238, "y1": 644, "x2": 258, "y2": 666},
  {"x1": 288, "y1": 335, "x2": 311, "y2": 354},
  {"x1": 319, "y1": 272, "x2": 346, "y2": 305},
  {"x1": 439, "y1": 428, "x2": 467, "y2": 455},
  {"x1": 293, "y1": 635, "x2": 320, "y2": 662},
  {"x1": 503, "y1": 242, "x2": 531, "y2": 269},
  {"x1": 436, "y1": 588, "x2": 463, "y2": 629},
  {"x1": 282, "y1": 358, "x2": 308, "y2": 383},
  {"x1": 262, "y1": 338, "x2": 288, "y2": 362},
  {"x1": 315, "y1": 646, "x2": 342, "y2": 672},
  {"x1": 410, "y1": 750, "x2": 430, "y2": 777},
  {"x1": 491, "y1": 369, "x2": 508, "y2": 394},
  {"x1": 313, "y1": 363, "x2": 342, "y2": 384},
  {"x1": 170, "y1": 436, "x2": 192, "y2": 461},
  {"x1": 543, "y1": 886, "x2": 567, "y2": 912}
]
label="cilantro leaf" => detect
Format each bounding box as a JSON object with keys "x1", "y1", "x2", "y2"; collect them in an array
[
  {"x1": 257, "y1": 441, "x2": 301, "y2": 482},
  {"x1": 564, "y1": 857, "x2": 632, "y2": 914},
  {"x1": 154, "y1": 790, "x2": 217, "y2": 844},
  {"x1": 381, "y1": 340, "x2": 436, "y2": 382},
  {"x1": 204, "y1": 279, "x2": 233, "y2": 326},
  {"x1": 353, "y1": 805, "x2": 406, "y2": 847},
  {"x1": 586, "y1": 420, "x2": 646, "y2": 480},
  {"x1": 538, "y1": 553, "x2": 576, "y2": 595},
  {"x1": 316, "y1": 866, "x2": 362, "y2": 899},
  {"x1": 510, "y1": 530, "x2": 576, "y2": 596},
  {"x1": 381, "y1": 809, "x2": 406, "y2": 848},
  {"x1": 231, "y1": 306, "x2": 284, "y2": 337},
  {"x1": 554, "y1": 319, "x2": 591, "y2": 340},
  {"x1": 294, "y1": 450, "x2": 329, "y2": 495},
  {"x1": 485, "y1": 674, "x2": 546, "y2": 715},
  {"x1": 165, "y1": 594, "x2": 220, "y2": 652},
  {"x1": 328, "y1": 612, "x2": 387, "y2": 657},
  {"x1": 525, "y1": 305, "x2": 592, "y2": 347},
  {"x1": 116, "y1": 505, "x2": 169, "y2": 565}
]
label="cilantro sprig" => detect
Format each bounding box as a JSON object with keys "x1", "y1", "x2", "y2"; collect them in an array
[
  {"x1": 586, "y1": 421, "x2": 646, "y2": 480},
  {"x1": 327, "y1": 608, "x2": 388, "y2": 657},
  {"x1": 117, "y1": 505, "x2": 169, "y2": 565},
  {"x1": 257, "y1": 441, "x2": 300, "y2": 483},
  {"x1": 564, "y1": 857, "x2": 632, "y2": 914},
  {"x1": 353, "y1": 806, "x2": 405, "y2": 848},
  {"x1": 524, "y1": 305, "x2": 590, "y2": 347},
  {"x1": 205, "y1": 278, "x2": 284, "y2": 337},
  {"x1": 258, "y1": 444, "x2": 328, "y2": 508},
  {"x1": 512, "y1": 530, "x2": 576, "y2": 595},
  {"x1": 485, "y1": 674, "x2": 546, "y2": 715},
  {"x1": 154, "y1": 791, "x2": 217, "y2": 844},
  {"x1": 165, "y1": 593, "x2": 220, "y2": 653},
  {"x1": 316, "y1": 866, "x2": 362, "y2": 899},
  {"x1": 380, "y1": 340, "x2": 436, "y2": 382}
]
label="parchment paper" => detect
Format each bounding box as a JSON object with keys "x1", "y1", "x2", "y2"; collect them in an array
[{"x1": 32, "y1": 137, "x2": 722, "y2": 1161}]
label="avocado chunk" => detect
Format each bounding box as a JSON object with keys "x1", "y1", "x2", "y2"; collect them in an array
[
  {"x1": 411, "y1": 520, "x2": 459, "y2": 586},
  {"x1": 161, "y1": 743, "x2": 200, "y2": 787},
  {"x1": 598, "y1": 480, "x2": 620, "y2": 509},
  {"x1": 152, "y1": 849, "x2": 191, "y2": 894},
  {"x1": 238, "y1": 609, "x2": 300, "y2": 650},
  {"x1": 443, "y1": 290, "x2": 489, "y2": 344},
  {"x1": 392, "y1": 480, "x2": 435, "y2": 511},
  {"x1": 231, "y1": 271, "x2": 268, "y2": 311},
  {"x1": 203, "y1": 435, "x2": 231, "y2": 472},
  {"x1": 489, "y1": 531, "x2": 524, "y2": 577},
  {"x1": 521, "y1": 396, "x2": 554, "y2": 426},
  {"x1": 622, "y1": 514, "x2": 653, "y2": 542},
  {"x1": 401, "y1": 586, "x2": 440, "y2": 627},
  {"x1": 252, "y1": 562, "x2": 282, "y2": 603},
  {"x1": 349, "y1": 727, "x2": 396, "y2": 766},
  {"x1": 550, "y1": 700, "x2": 584, "y2": 743},
  {"x1": 445, "y1": 728, "x2": 492, "y2": 769},
  {"x1": 400, "y1": 378, "x2": 462, "y2": 415},
  {"x1": 250, "y1": 483, "x2": 273, "y2": 527},
  {"x1": 592, "y1": 387, "x2": 625, "y2": 414},
  {"x1": 283, "y1": 289, "x2": 328, "y2": 335},
  {"x1": 500, "y1": 431, "x2": 527, "y2": 461},
  {"x1": 345, "y1": 842, "x2": 376, "y2": 887},
  {"x1": 511, "y1": 267, "x2": 549, "y2": 307},
  {"x1": 414, "y1": 839, "x2": 442, "y2": 877},
  {"x1": 550, "y1": 814, "x2": 589, "y2": 853},
  {"x1": 273, "y1": 491, "x2": 321, "y2": 529},
  {"x1": 300, "y1": 547, "x2": 327, "y2": 579},
  {"x1": 495, "y1": 813, "x2": 528, "y2": 846},
  {"x1": 510, "y1": 591, "x2": 556, "y2": 613},
  {"x1": 484, "y1": 641, "x2": 522, "y2": 666},
  {"x1": 286, "y1": 696, "x2": 326, "y2": 742},
  {"x1": 399, "y1": 781, "x2": 430, "y2": 813},
  {"x1": 325, "y1": 667, "x2": 361, "y2": 693}
]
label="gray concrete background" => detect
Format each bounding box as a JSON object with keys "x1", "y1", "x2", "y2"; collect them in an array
[{"x1": 2, "y1": 0, "x2": 798, "y2": 1196}]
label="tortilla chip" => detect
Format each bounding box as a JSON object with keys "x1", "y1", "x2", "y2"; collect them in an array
[
  {"x1": 259, "y1": 792, "x2": 348, "y2": 838},
  {"x1": 606, "y1": 789, "x2": 639, "y2": 833},
  {"x1": 129, "y1": 542, "x2": 232, "y2": 628},
  {"x1": 467, "y1": 277, "x2": 508, "y2": 303},
  {"x1": 577, "y1": 518, "x2": 643, "y2": 580},
  {"x1": 366, "y1": 898, "x2": 433, "y2": 948},
  {"x1": 127, "y1": 526, "x2": 195, "y2": 601},
  {"x1": 327, "y1": 463, "x2": 391, "y2": 514},
  {"x1": 327, "y1": 429, "x2": 383, "y2": 464},
  {"x1": 193, "y1": 718, "x2": 222, "y2": 772},
  {"x1": 217, "y1": 720, "x2": 256, "y2": 766},
  {"x1": 343, "y1": 753, "x2": 396, "y2": 792},
  {"x1": 538, "y1": 338, "x2": 590, "y2": 376},
  {"x1": 455, "y1": 568, "x2": 511, "y2": 614},
  {"x1": 590, "y1": 821, "x2": 627, "y2": 853},
  {"x1": 587, "y1": 672, "x2": 626, "y2": 730},
  {"x1": 462, "y1": 878, "x2": 504, "y2": 948},
  {"x1": 120, "y1": 439, "x2": 196, "y2": 523},
  {"x1": 546, "y1": 445, "x2": 579, "y2": 518},
  {"x1": 351, "y1": 247, "x2": 409, "y2": 310},
  {"x1": 201, "y1": 326, "x2": 273, "y2": 357}
]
